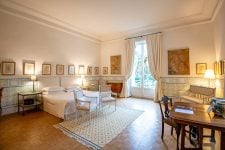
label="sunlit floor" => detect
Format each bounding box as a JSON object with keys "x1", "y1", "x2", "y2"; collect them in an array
[{"x1": 0, "y1": 98, "x2": 220, "y2": 150}]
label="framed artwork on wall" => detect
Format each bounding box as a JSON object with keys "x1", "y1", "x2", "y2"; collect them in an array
[
  {"x1": 68, "y1": 65, "x2": 75, "y2": 75},
  {"x1": 168, "y1": 49, "x2": 190, "y2": 75},
  {"x1": 103, "y1": 67, "x2": 108, "y2": 74},
  {"x1": 110, "y1": 55, "x2": 121, "y2": 74},
  {"x1": 42, "y1": 64, "x2": 51, "y2": 75},
  {"x1": 94, "y1": 67, "x2": 99, "y2": 75},
  {"x1": 23, "y1": 61, "x2": 35, "y2": 75},
  {"x1": 1, "y1": 61, "x2": 16, "y2": 75},
  {"x1": 196, "y1": 63, "x2": 207, "y2": 75},
  {"x1": 87, "y1": 66, "x2": 92, "y2": 75},
  {"x1": 56, "y1": 64, "x2": 64, "y2": 75}
]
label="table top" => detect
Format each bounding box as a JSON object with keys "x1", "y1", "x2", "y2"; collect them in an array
[
  {"x1": 170, "y1": 102, "x2": 225, "y2": 131},
  {"x1": 18, "y1": 91, "x2": 42, "y2": 96}
]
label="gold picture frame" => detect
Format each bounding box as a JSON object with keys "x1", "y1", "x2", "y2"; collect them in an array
[
  {"x1": 103, "y1": 67, "x2": 108, "y2": 74},
  {"x1": 94, "y1": 67, "x2": 99, "y2": 75},
  {"x1": 23, "y1": 61, "x2": 35, "y2": 75},
  {"x1": 1, "y1": 61, "x2": 16, "y2": 75},
  {"x1": 56, "y1": 64, "x2": 64, "y2": 75},
  {"x1": 168, "y1": 49, "x2": 190, "y2": 75},
  {"x1": 110, "y1": 55, "x2": 121, "y2": 74},
  {"x1": 196, "y1": 63, "x2": 207, "y2": 75},
  {"x1": 87, "y1": 66, "x2": 92, "y2": 75},
  {"x1": 42, "y1": 64, "x2": 51, "y2": 75},
  {"x1": 68, "y1": 65, "x2": 75, "y2": 75}
]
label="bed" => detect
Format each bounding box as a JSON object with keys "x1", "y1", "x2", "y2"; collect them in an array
[
  {"x1": 38, "y1": 76, "x2": 99, "y2": 119},
  {"x1": 43, "y1": 90, "x2": 99, "y2": 119}
]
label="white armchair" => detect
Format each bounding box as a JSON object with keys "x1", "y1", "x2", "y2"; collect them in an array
[
  {"x1": 73, "y1": 88, "x2": 97, "y2": 119},
  {"x1": 99, "y1": 85, "x2": 117, "y2": 111}
]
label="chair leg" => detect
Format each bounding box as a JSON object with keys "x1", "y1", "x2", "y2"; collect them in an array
[
  {"x1": 171, "y1": 127, "x2": 174, "y2": 135},
  {"x1": 161, "y1": 122, "x2": 164, "y2": 140},
  {"x1": 210, "y1": 129, "x2": 216, "y2": 142}
]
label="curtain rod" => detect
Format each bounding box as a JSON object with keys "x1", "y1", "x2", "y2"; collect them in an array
[{"x1": 125, "y1": 32, "x2": 161, "y2": 40}]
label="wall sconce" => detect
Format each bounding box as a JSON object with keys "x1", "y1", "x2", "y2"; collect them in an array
[
  {"x1": 31, "y1": 75, "x2": 37, "y2": 92},
  {"x1": 204, "y1": 69, "x2": 215, "y2": 87}
]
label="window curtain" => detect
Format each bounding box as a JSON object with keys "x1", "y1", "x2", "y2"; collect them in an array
[
  {"x1": 145, "y1": 33, "x2": 162, "y2": 101},
  {"x1": 120, "y1": 39, "x2": 135, "y2": 98}
]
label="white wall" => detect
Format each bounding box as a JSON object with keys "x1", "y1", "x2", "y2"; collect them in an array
[
  {"x1": 100, "y1": 39, "x2": 126, "y2": 76},
  {"x1": 213, "y1": 0, "x2": 225, "y2": 61},
  {"x1": 100, "y1": 23, "x2": 216, "y2": 78},
  {"x1": 162, "y1": 23, "x2": 215, "y2": 77},
  {"x1": 0, "y1": 11, "x2": 100, "y2": 76}
]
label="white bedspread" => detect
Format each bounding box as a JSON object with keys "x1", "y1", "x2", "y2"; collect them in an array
[{"x1": 43, "y1": 90, "x2": 99, "y2": 119}]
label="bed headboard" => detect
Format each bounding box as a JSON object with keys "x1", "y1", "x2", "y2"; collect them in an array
[
  {"x1": 37, "y1": 76, "x2": 61, "y2": 89},
  {"x1": 61, "y1": 76, "x2": 79, "y2": 88}
]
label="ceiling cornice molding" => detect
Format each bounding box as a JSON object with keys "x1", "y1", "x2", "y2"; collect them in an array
[
  {"x1": 211, "y1": 0, "x2": 224, "y2": 21},
  {"x1": 0, "y1": 0, "x2": 101, "y2": 44}
]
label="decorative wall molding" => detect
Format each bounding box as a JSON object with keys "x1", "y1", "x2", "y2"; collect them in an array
[{"x1": 0, "y1": 0, "x2": 100, "y2": 43}]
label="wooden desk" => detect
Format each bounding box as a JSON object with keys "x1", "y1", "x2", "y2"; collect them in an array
[{"x1": 170, "y1": 102, "x2": 225, "y2": 150}]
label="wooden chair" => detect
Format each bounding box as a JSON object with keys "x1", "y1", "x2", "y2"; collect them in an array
[
  {"x1": 159, "y1": 95, "x2": 181, "y2": 150},
  {"x1": 0, "y1": 87, "x2": 3, "y2": 114},
  {"x1": 99, "y1": 85, "x2": 117, "y2": 111}
]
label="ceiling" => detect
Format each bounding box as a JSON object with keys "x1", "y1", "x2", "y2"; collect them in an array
[{"x1": 0, "y1": 0, "x2": 221, "y2": 42}]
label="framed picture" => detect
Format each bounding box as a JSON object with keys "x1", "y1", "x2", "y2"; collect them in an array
[
  {"x1": 1, "y1": 61, "x2": 16, "y2": 75},
  {"x1": 23, "y1": 62, "x2": 35, "y2": 75},
  {"x1": 168, "y1": 49, "x2": 190, "y2": 75},
  {"x1": 103, "y1": 67, "x2": 108, "y2": 74},
  {"x1": 111, "y1": 55, "x2": 121, "y2": 74},
  {"x1": 87, "y1": 66, "x2": 92, "y2": 75},
  {"x1": 68, "y1": 65, "x2": 75, "y2": 75},
  {"x1": 94, "y1": 67, "x2": 99, "y2": 75},
  {"x1": 42, "y1": 64, "x2": 51, "y2": 75},
  {"x1": 56, "y1": 65, "x2": 64, "y2": 75},
  {"x1": 196, "y1": 63, "x2": 207, "y2": 75}
]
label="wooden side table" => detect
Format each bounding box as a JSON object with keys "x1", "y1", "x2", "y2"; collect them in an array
[{"x1": 18, "y1": 91, "x2": 42, "y2": 115}]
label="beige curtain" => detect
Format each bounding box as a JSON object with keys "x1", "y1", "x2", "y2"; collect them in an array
[
  {"x1": 120, "y1": 39, "x2": 135, "y2": 97},
  {"x1": 146, "y1": 33, "x2": 162, "y2": 101}
]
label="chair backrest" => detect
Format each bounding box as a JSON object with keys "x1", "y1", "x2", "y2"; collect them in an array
[
  {"x1": 99, "y1": 85, "x2": 111, "y2": 92},
  {"x1": 159, "y1": 96, "x2": 170, "y2": 120},
  {"x1": 73, "y1": 89, "x2": 84, "y2": 103},
  {"x1": 99, "y1": 85, "x2": 112, "y2": 98}
]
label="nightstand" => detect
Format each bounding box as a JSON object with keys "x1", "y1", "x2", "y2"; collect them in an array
[{"x1": 17, "y1": 91, "x2": 42, "y2": 115}]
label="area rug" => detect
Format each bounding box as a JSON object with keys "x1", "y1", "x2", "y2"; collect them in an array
[{"x1": 54, "y1": 106, "x2": 143, "y2": 150}]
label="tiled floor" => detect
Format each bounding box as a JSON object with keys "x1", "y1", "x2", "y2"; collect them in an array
[{"x1": 0, "y1": 98, "x2": 220, "y2": 150}]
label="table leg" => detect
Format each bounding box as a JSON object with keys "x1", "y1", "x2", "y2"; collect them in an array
[
  {"x1": 181, "y1": 124, "x2": 186, "y2": 150},
  {"x1": 221, "y1": 131, "x2": 225, "y2": 150},
  {"x1": 17, "y1": 94, "x2": 19, "y2": 113},
  {"x1": 198, "y1": 127, "x2": 203, "y2": 150}
]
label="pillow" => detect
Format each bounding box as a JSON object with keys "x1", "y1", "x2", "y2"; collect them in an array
[{"x1": 41, "y1": 86, "x2": 65, "y2": 92}]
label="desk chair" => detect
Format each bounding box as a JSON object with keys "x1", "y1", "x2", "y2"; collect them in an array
[{"x1": 159, "y1": 95, "x2": 181, "y2": 150}]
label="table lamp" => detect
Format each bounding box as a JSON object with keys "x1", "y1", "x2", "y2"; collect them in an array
[
  {"x1": 31, "y1": 75, "x2": 37, "y2": 92},
  {"x1": 78, "y1": 65, "x2": 85, "y2": 86},
  {"x1": 204, "y1": 69, "x2": 215, "y2": 87}
]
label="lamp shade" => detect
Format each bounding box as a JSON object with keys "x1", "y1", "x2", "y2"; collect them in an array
[
  {"x1": 204, "y1": 69, "x2": 215, "y2": 79},
  {"x1": 31, "y1": 75, "x2": 37, "y2": 81}
]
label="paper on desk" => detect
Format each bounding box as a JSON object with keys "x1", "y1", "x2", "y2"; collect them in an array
[{"x1": 175, "y1": 108, "x2": 194, "y2": 114}]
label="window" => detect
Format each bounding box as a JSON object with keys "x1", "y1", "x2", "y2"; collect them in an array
[{"x1": 132, "y1": 40, "x2": 156, "y2": 89}]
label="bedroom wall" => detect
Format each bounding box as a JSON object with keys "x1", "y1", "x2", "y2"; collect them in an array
[
  {"x1": 212, "y1": 0, "x2": 225, "y2": 98},
  {"x1": 100, "y1": 23, "x2": 217, "y2": 98},
  {"x1": 0, "y1": 11, "x2": 100, "y2": 115},
  {"x1": 0, "y1": 11, "x2": 100, "y2": 76}
]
